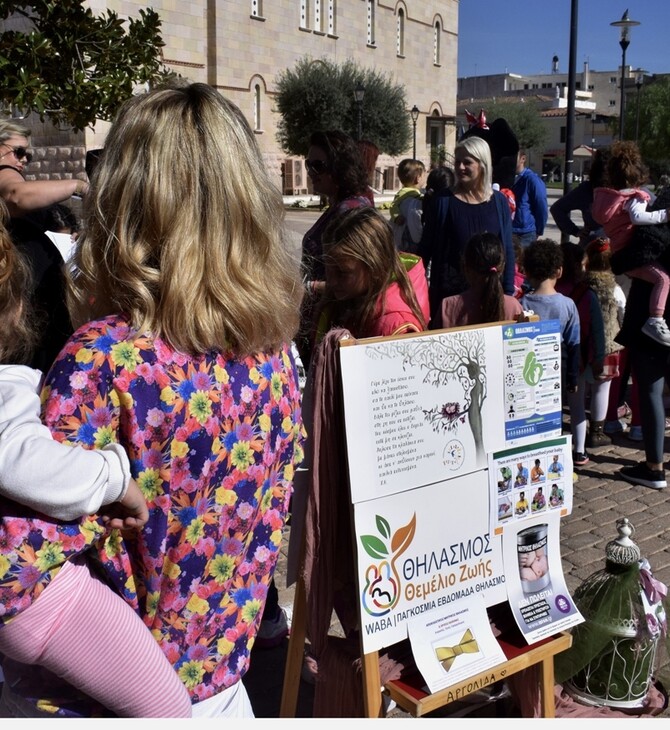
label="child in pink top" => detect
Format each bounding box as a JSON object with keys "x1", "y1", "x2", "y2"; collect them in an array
[
  {"x1": 592, "y1": 141, "x2": 670, "y2": 346},
  {"x1": 441, "y1": 232, "x2": 523, "y2": 328}
]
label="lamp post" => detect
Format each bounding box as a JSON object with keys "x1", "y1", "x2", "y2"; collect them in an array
[
  {"x1": 591, "y1": 110, "x2": 596, "y2": 153},
  {"x1": 635, "y1": 71, "x2": 645, "y2": 142},
  {"x1": 562, "y1": 0, "x2": 578, "y2": 200},
  {"x1": 354, "y1": 82, "x2": 365, "y2": 141},
  {"x1": 610, "y1": 10, "x2": 640, "y2": 141},
  {"x1": 410, "y1": 105, "x2": 420, "y2": 160}
]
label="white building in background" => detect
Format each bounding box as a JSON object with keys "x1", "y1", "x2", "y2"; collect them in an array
[
  {"x1": 455, "y1": 57, "x2": 652, "y2": 180},
  {"x1": 7, "y1": 1, "x2": 460, "y2": 194}
]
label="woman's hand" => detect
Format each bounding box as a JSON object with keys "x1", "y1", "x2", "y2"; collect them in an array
[{"x1": 99, "y1": 479, "x2": 149, "y2": 530}]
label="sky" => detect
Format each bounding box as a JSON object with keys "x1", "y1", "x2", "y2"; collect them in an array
[{"x1": 458, "y1": 1, "x2": 670, "y2": 79}]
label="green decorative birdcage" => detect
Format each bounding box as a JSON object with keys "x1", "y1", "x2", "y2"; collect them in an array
[{"x1": 559, "y1": 518, "x2": 667, "y2": 710}]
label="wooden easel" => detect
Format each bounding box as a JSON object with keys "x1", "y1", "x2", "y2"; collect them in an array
[
  {"x1": 280, "y1": 323, "x2": 571, "y2": 719},
  {"x1": 280, "y1": 572, "x2": 571, "y2": 718}
]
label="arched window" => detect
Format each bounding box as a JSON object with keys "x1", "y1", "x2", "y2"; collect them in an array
[
  {"x1": 397, "y1": 8, "x2": 405, "y2": 57},
  {"x1": 254, "y1": 84, "x2": 261, "y2": 131},
  {"x1": 251, "y1": 0, "x2": 262, "y2": 18},
  {"x1": 367, "y1": 0, "x2": 375, "y2": 45},
  {"x1": 434, "y1": 20, "x2": 441, "y2": 65}
]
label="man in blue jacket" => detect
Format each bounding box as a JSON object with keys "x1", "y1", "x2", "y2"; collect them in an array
[{"x1": 512, "y1": 150, "x2": 548, "y2": 247}]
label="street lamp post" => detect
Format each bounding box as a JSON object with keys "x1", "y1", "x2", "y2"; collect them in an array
[
  {"x1": 562, "y1": 0, "x2": 578, "y2": 201},
  {"x1": 410, "y1": 105, "x2": 420, "y2": 160},
  {"x1": 354, "y1": 82, "x2": 365, "y2": 141},
  {"x1": 591, "y1": 110, "x2": 596, "y2": 152},
  {"x1": 635, "y1": 71, "x2": 645, "y2": 142},
  {"x1": 610, "y1": 10, "x2": 640, "y2": 141}
]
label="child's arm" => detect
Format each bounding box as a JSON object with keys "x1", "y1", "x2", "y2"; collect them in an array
[
  {"x1": 626, "y1": 196, "x2": 670, "y2": 226},
  {"x1": 0, "y1": 365, "x2": 133, "y2": 521}
]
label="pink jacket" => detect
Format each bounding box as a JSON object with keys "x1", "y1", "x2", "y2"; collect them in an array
[
  {"x1": 315, "y1": 254, "x2": 430, "y2": 342},
  {"x1": 591, "y1": 187, "x2": 650, "y2": 252},
  {"x1": 370, "y1": 253, "x2": 430, "y2": 336}
]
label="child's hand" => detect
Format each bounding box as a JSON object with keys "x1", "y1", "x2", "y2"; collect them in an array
[{"x1": 100, "y1": 479, "x2": 149, "y2": 530}]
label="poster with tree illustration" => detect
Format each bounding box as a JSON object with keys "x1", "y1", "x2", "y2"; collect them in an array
[{"x1": 340, "y1": 325, "x2": 505, "y2": 504}]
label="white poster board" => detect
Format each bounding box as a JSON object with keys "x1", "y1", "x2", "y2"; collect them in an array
[
  {"x1": 353, "y1": 472, "x2": 506, "y2": 654},
  {"x1": 340, "y1": 326, "x2": 505, "y2": 504}
]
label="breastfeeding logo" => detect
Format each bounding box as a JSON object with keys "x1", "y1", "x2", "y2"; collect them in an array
[{"x1": 360, "y1": 514, "x2": 416, "y2": 617}]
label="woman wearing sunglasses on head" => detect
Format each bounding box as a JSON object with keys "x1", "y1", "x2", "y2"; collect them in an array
[
  {"x1": 0, "y1": 121, "x2": 88, "y2": 217},
  {"x1": 298, "y1": 130, "x2": 370, "y2": 370}
]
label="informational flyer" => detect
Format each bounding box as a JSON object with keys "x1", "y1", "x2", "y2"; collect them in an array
[
  {"x1": 488, "y1": 437, "x2": 573, "y2": 529},
  {"x1": 353, "y1": 472, "x2": 506, "y2": 654},
  {"x1": 340, "y1": 326, "x2": 506, "y2": 504},
  {"x1": 502, "y1": 320, "x2": 563, "y2": 446},
  {"x1": 502, "y1": 512, "x2": 584, "y2": 644},
  {"x1": 408, "y1": 594, "x2": 506, "y2": 694}
]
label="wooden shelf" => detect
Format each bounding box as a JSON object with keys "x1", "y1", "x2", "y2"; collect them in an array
[{"x1": 383, "y1": 631, "x2": 572, "y2": 718}]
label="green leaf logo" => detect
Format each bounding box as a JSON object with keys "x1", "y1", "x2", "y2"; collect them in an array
[
  {"x1": 361, "y1": 535, "x2": 388, "y2": 559},
  {"x1": 522, "y1": 352, "x2": 544, "y2": 386}
]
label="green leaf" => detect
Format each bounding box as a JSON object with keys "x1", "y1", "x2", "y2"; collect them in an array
[
  {"x1": 360, "y1": 535, "x2": 389, "y2": 560},
  {"x1": 376, "y1": 515, "x2": 391, "y2": 540}
]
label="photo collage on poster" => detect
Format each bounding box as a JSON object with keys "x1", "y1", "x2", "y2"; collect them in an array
[{"x1": 490, "y1": 437, "x2": 573, "y2": 528}]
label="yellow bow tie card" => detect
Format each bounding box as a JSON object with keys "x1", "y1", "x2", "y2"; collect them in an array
[
  {"x1": 435, "y1": 628, "x2": 480, "y2": 671},
  {"x1": 408, "y1": 594, "x2": 506, "y2": 693}
]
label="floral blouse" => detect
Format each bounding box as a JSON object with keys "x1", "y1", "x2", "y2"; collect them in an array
[{"x1": 2, "y1": 315, "x2": 304, "y2": 715}]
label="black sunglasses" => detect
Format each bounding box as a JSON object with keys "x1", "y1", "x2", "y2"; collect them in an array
[
  {"x1": 1, "y1": 145, "x2": 32, "y2": 164},
  {"x1": 305, "y1": 159, "x2": 329, "y2": 174}
]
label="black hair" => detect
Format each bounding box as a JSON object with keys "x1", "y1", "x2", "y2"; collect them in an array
[
  {"x1": 41, "y1": 203, "x2": 79, "y2": 233},
  {"x1": 462, "y1": 232, "x2": 507, "y2": 324},
  {"x1": 309, "y1": 130, "x2": 369, "y2": 201},
  {"x1": 426, "y1": 166, "x2": 455, "y2": 192},
  {"x1": 522, "y1": 239, "x2": 563, "y2": 283}
]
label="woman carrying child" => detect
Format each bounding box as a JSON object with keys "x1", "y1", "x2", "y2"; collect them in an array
[
  {"x1": 441, "y1": 232, "x2": 523, "y2": 328},
  {"x1": 0, "y1": 204, "x2": 191, "y2": 717},
  {"x1": 2, "y1": 83, "x2": 305, "y2": 717},
  {"x1": 592, "y1": 140, "x2": 670, "y2": 346}
]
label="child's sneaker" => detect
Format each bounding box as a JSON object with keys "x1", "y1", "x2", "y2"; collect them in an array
[
  {"x1": 628, "y1": 425, "x2": 643, "y2": 442},
  {"x1": 642, "y1": 317, "x2": 670, "y2": 347},
  {"x1": 573, "y1": 451, "x2": 590, "y2": 466}
]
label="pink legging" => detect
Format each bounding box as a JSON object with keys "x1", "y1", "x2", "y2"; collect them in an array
[
  {"x1": 0, "y1": 558, "x2": 191, "y2": 718},
  {"x1": 629, "y1": 263, "x2": 670, "y2": 317}
]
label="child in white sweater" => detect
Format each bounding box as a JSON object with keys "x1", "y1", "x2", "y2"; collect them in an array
[{"x1": 0, "y1": 214, "x2": 191, "y2": 717}]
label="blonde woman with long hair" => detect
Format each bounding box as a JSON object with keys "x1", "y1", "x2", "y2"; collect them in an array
[
  {"x1": 2, "y1": 83, "x2": 305, "y2": 718},
  {"x1": 419, "y1": 135, "x2": 515, "y2": 327}
]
